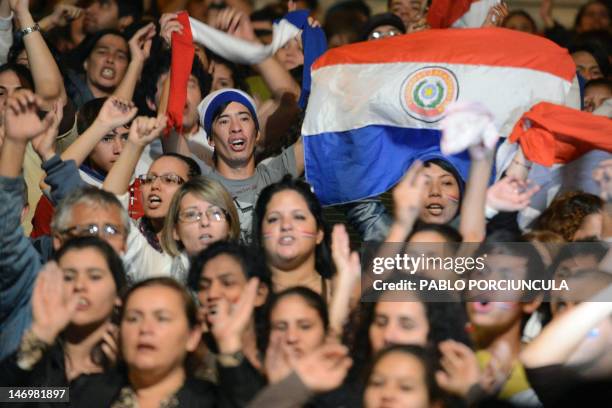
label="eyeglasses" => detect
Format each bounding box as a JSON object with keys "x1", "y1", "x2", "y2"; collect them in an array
[
  {"x1": 60, "y1": 224, "x2": 124, "y2": 239},
  {"x1": 178, "y1": 207, "x2": 227, "y2": 224},
  {"x1": 369, "y1": 29, "x2": 402, "y2": 40},
  {"x1": 138, "y1": 173, "x2": 185, "y2": 186}
]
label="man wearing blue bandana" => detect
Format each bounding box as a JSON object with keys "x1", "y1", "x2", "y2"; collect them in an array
[{"x1": 198, "y1": 88, "x2": 303, "y2": 241}]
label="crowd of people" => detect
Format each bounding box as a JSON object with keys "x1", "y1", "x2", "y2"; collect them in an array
[{"x1": 0, "y1": 0, "x2": 611, "y2": 407}]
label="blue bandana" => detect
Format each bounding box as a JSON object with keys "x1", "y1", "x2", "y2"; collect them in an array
[{"x1": 198, "y1": 89, "x2": 259, "y2": 138}]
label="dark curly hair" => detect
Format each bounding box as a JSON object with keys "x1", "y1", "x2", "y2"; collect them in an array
[{"x1": 535, "y1": 192, "x2": 604, "y2": 241}]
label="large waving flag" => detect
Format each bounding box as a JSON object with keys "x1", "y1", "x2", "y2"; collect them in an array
[
  {"x1": 428, "y1": 0, "x2": 501, "y2": 28},
  {"x1": 302, "y1": 28, "x2": 577, "y2": 206}
]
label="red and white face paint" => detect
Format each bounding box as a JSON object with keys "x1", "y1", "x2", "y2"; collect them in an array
[{"x1": 261, "y1": 190, "x2": 323, "y2": 271}]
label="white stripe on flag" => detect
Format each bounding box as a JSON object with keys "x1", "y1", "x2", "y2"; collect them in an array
[{"x1": 303, "y1": 62, "x2": 573, "y2": 137}]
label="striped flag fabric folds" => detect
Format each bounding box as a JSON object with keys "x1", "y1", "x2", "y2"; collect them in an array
[
  {"x1": 302, "y1": 28, "x2": 577, "y2": 206},
  {"x1": 427, "y1": 0, "x2": 501, "y2": 29}
]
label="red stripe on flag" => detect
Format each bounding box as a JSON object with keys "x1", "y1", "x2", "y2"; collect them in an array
[
  {"x1": 312, "y1": 28, "x2": 575, "y2": 82},
  {"x1": 427, "y1": 0, "x2": 475, "y2": 28},
  {"x1": 167, "y1": 11, "x2": 194, "y2": 134}
]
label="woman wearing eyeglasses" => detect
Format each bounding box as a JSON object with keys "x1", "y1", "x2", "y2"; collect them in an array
[
  {"x1": 160, "y1": 176, "x2": 241, "y2": 283},
  {"x1": 100, "y1": 116, "x2": 222, "y2": 283}
]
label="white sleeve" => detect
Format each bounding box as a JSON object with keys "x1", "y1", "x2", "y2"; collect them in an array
[
  {"x1": 0, "y1": 12, "x2": 13, "y2": 65},
  {"x1": 116, "y1": 193, "x2": 173, "y2": 283}
]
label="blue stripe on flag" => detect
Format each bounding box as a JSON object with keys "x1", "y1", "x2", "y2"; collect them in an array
[{"x1": 303, "y1": 124, "x2": 472, "y2": 206}]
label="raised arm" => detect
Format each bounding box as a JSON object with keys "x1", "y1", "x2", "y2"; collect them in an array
[
  {"x1": 203, "y1": 8, "x2": 299, "y2": 100},
  {"x1": 439, "y1": 103, "x2": 499, "y2": 242},
  {"x1": 38, "y1": 3, "x2": 82, "y2": 33},
  {"x1": 0, "y1": 0, "x2": 13, "y2": 64},
  {"x1": 60, "y1": 97, "x2": 137, "y2": 167},
  {"x1": 385, "y1": 160, "x2": 427, "y2": 242},
  {"x1": 459, "y1": 150, "x2": 495, "y2": 242},
  {"x1": 520, "y1": 284, "x2": 612, "y2": 368},
  {"x1": 113, "y1": 23, "x2": 156, "y2": 101},
  {"x1": 329, "y1": 224, "x2": 361, "y2": 338},
  {"x1": 0, "y1": 89, "x2": 55, "y2": 359},
  {"x1": 293, "y1": 136, "x2": 304, "y2": 175},
  {"x1": 213, "y1": 8, "x2": 301, "y2": 101},
  {"x1": 103, "y1": 114, "x2": 166, "y2": 195},
  {"x1": 10, "y1": 0, "x2": 67, "y2": 108}
]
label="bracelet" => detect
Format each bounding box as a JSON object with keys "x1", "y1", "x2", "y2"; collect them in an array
[
  {"x1": 16, "y1": 329, "x2": 50, "y2": 371},
  {"x1": 216, "y1": 350, "x2": 244, "y2": 367},
  {"x1": 20, "y1": 23, "x2": 40, "y2": 37}
]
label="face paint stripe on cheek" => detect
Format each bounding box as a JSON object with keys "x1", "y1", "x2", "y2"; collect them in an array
[
  {"x1": 446, "y1": 194, "x2": 459, "y2": 203},
  {"x1": 299, "y1": 230, "x2": 318, "y2": 238}
]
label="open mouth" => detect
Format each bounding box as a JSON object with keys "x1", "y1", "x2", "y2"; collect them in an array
[
  {"x1": 199, "y1": 234, "x2": 213, "y2": 243},
  {"x1": 101, "y1": 67, "x2": 116, "y2": 80},
  {"x1": 279, "y1": 235, "x2": 296, "y2": 245},
  {"x1": 426, "y1": 204, "x2": 443, "y2": 215},
  {"x1": 228, "y1": 138, "x2": 246, "y2": 152},
  {"x1": 147, "y1": 195, "x2": 162, "y2": 209},
  {"x1": 76, "y1": 297, "x2": 90, "y2": 311}
]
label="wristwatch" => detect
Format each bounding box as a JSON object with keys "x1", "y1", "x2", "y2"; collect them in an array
[
  {"x1": 20, "y1": 23, "x2": 40, "y2": 37},
  {"x1": 216, "y1": 350, "x2": 244, "y2": 367}
]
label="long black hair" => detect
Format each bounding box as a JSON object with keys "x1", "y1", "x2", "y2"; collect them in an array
[
  {"x1": 188, "y1": 241, "x2": 272, "y2": 354},
  {"x1": 348, "y1": 273, "x2": 470, "y2": 382},
  {"x1": 253, "y1": 175, "x2": 335, "y2": 280}
]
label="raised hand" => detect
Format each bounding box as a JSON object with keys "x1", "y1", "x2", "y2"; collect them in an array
[
  {"x1": 210, "y1": 278, "x2": 259, "y2": 353},
  {"x1": 99, "y1": 322, "x2": 120, "y2": 366},
  {"x1": 329, "y1": 224, "x2": 361, "y2": 337},
  {"x1": 436, "y1": 340, "x2": 481, "y2": 398},
  {"x1": 8, "y1": 0, "x2": 29, "y2": 16},
  {"x1": 31, "y1": 99, "x2": 63, "y2": 162},
  {"x1": 540, "y1": 0, "x2": 555, "y2": 29},
  {"x1": 160, "y1": 13, "x2": 183, "y2": 47},
  {"x1": 393, "y1": 160, "x2": 428, "y2": 228},
  {"x1": 440, "y1": 102, "x2": 499, "y2": 159},
  {"x1": 407, "y1": 17, "x2": 431, "y2": 33},
  {"x1": 331, "y1": 224, "x2": 360, "y2": 283},
  {"x1": 3, "y1": 89, "x2": 55, "y2": 143},
  {"x1": 45, "y1": 4, "x2": 83, "y2": 28},
  {"x1": 213, "y1": 8, "x2": 257, "y2": 42},
  {"x1": 479, "y1": 341, "x2": 513, "y2": 396},
  {"x1": 482, "y1": 2, "x2": 509, "y2": 27},
  {"x1": 264, "y1": 335, "x2": 293, "y2": 384},
  {"x1": 291, "y1": 342, "x2": 352, "y2": 393},
  {"x1": 94, "y1": 97, "x2": 138, "y2": 132},
  {"x1": 127, "y1": 115, "x2": 167, "y2": 147},
  {"x1": 30, "y1": 262, "x2": 80, "y2": 344},
  {"x1": 486, "y1": 176, "x2": 540, "y2": 212},
  {"x1": 129, "y1": 22, "x2": 156, "y2": 63}
]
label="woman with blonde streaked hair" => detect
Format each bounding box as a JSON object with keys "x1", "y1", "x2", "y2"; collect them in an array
[{"x1": 162, "y1": 176, "x2": 239, "y2": 255}]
